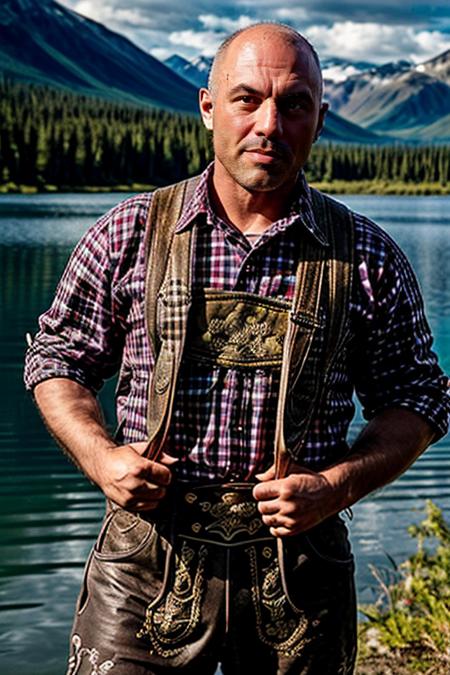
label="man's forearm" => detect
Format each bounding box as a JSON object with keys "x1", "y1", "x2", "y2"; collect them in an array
[
  {"x1": 34, "y1": 378, "x2": 116, "y2": 485},
  {"x1": 322, "y1": 407, "x2": 436, "y2": 514},
  {"x1": 33, "y1": 378, "x2": 173, "y2": 510},
  {"x1": 254, "y1": 407, "x2": 436, "y2": 536}
]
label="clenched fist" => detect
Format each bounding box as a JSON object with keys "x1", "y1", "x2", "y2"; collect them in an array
[
  {"x1": 93, "y1": 441, "x2": 177, "y2": 511},
  {"x1": 253, "y1": 463, "x2": 336, "y2": 537}
]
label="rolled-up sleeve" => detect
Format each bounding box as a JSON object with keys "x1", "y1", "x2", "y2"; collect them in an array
[
  {"x1": 25, "y1": 209, "x2": 127, "y2": 393},
  {"x1": 353, "y1": 227, "x2": 449, "y2": 440}
]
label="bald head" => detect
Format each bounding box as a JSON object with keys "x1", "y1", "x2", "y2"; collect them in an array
[
  {"x1": 198, "y1": 21, "x2": 329, "y2": 194},
  {"x1": 208, "y1": 23, "x2": 323, "y2": 100}
]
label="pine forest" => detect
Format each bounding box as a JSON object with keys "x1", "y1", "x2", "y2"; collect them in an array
[{"x1": 1, "y1": 80, "x2": 449, "y2": 192}]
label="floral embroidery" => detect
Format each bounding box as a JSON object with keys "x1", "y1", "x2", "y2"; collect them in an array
[
  {"x1": 137, "y1": 541, "x2": 207, "y2": 658},
  {"x1": 202, "y1": 493, "x2": 264, "y2": 541},
  {"x1": 67, "y1": 634, "x2": 115, "y2": 675},
  {"x1": 246, "y1": 546, "x2": 310, "y2": 656}
]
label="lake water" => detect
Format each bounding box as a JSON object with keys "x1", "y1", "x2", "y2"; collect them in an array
[{"x1": 1, "y1": 192, "x2": 449, "y2": 674}]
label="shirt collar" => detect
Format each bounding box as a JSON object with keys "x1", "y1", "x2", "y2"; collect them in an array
[{"x1": 175, "y1": 161, "x2": 329, "y2": 247}]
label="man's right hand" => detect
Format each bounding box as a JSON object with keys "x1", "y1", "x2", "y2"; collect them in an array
[
  {"x1": 93, "y1": 441, "x2": 177, "y2": 511},
  {"x1": 33, "y1": 380, "x2": 177, "y2": 511}
]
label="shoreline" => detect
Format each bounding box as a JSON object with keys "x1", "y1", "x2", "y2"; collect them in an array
[{"x1": 1, "y1": 181, "x2": 449, "y2": 196}]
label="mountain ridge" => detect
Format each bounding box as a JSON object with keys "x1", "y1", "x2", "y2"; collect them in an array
[
  {"x1": 323, "y1": 52, "x2": 450, "y2": 141},
  {"x1": 164, "y1": 49, "x2": 450, "y2": 142},
  {"x1": 0, "y1": 0, "x2": 199, "y2": 112},
  {"x1": 4, "y1": 0, "x2": 447, "y2": 143}
]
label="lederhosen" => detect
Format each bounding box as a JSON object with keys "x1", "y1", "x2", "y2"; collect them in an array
[{"x1": 67, "y1": 178, "x2": 357, "y2": 675}]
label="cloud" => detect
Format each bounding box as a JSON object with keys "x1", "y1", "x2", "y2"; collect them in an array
[
  {"x1": 167, "y1": 14, "x2": 257, "y2": 56},
  {"x1": 198, "y1": 14, "x2": 255, "y2": 32},
  {"x1": 413, "y1": 29, "x2": 450, "y2": 60},
  {"x1": 168, "y1": 30, "x2": 225, "y2": 57},
  {"x1": 305, "y1": 21, "x2": 450, "y2": 63},
  {"x1": 72, "y1": 1, "x2": 153, "y2": 28},
  {"x1": 58, "y1": 1, "x2": 450, "y2": 65},
  {"x1": 273, "y1": 8, "x2": 310, "y2": 23},
  {"x1": 151, "y1": 47, "x2": 176, "y2": 62},
  {"x1": 238, "y1": 0, "x2": 450, "y2": 28}
]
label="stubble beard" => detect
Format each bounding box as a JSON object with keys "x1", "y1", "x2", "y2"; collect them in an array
[{"x1": 220, "y1": 151, "x2": 297, "y2": 193}]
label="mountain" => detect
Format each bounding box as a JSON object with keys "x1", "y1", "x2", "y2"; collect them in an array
[
  {"x1": 1, "y1": 1, "x2": 382, "y2": 143},
  {"x1": 4, "y1": 0, "x2": 436, "y2": 144},
  {"x1": 324, "y1": 60, "x2": 412, "y2": 110},
  {"x1": 405, "y1": 112, "x2": 450, "y2": 143},
  {"x1": 0, "y1": 0, "x2": 198, "y2": 113},
  {"x1": 415, "y1": 49, "x2": 450, "y2": 86},
  {"x1": 324, "y1": 54, "x2": 450, "y2": 141},
  {"x1": 321, "y1": 110, "x2": 384, "y2": 143},
  {"x1": 165, "y1": 53, "x2": 381, "y2": 95},
  {"x1": 165, "y1": 54, "x2": 211, "y2": 88},
  {"x1": 321, "y1": 57, "x2": 376, "y2": 83}
]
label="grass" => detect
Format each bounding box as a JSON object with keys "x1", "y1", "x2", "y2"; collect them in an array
[
  {"x1": 0, "y1": 182, "x2": 155, "y2": 194},
  {"x1": 310, "y1": 180, "x2": 450, "y2": 195},
  {"x1": 357, "y1": 501, "x2": 450, "y2": 673}
]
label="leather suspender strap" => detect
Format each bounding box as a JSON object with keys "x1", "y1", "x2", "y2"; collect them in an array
[
  {"x1": 274, "y1": 189, "x2": 355, "y2": 478},
  {"x1": 143, "y1": 176, "x2": 200, "y2": 461},
  {"x1": 273, "y1": 228, "x2": 327, "y2": 479},
  {"x1": 143, "y1": 179, "x2": 354, "y2": 471},
  {"x1": 311, "y1": 189, "x2": 355, "y2": 366}
]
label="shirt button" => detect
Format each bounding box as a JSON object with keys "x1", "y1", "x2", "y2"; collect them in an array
[{"x1": 237, "y1": 425, "x2": 244, "y2": 432}]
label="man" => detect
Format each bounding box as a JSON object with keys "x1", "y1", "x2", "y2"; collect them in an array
[{"x1": 25, "y1": 23, "x2": 448, "y2": 675}]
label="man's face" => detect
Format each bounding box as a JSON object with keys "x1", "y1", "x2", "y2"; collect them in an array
[{"x1": 200, "y1": 30, "x2": 328, "y2": 192}]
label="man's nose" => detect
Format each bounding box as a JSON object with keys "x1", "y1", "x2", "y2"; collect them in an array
[{"x1": 254, "y1": 99, "x2": 282, "y2": 138}]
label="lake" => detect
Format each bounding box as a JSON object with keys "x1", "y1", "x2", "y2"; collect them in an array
[{"x1": 1, "y1": 192, "x2": 449, "y2": 674}]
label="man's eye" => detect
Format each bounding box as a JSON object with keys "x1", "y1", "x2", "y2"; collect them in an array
[
  {"x1": 238, "y1": 96, "x2": 258, "y2": 105},
  {"x1": 282, "y1": 99, "x2": 306, "y2": 112}
]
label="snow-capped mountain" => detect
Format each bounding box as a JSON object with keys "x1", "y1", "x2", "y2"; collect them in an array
[
  {"x1": 324, "y1": 55, "x2": 450, "y2": 140},
  {"x1": 165, "y1": 54, "x2": 211, "y2": 88},
  {"x1": 415, "y1": 49, "x2": 450, "y2": 86}
]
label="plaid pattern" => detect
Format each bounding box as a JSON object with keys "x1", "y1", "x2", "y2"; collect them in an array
[
  {"x1": 24, "y1": 164, "x2": 449, "y2": 482},
  {"x1": 158, "y1": 278, "x2": 191, "y2": 343}
]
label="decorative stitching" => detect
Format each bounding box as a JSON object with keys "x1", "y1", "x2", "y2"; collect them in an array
[
  {"x1": 67, "y1": 634, "x2": 115, "y2": 675},
  {"x1": 202, "y1": 498, "x2": 263, "y2": 541},
  {"x1": 137, "y1": 541, "x2": 207, "y2": 658},
  {"x1": 246, "y1": 546, "x2": 311, "y2": 657}
]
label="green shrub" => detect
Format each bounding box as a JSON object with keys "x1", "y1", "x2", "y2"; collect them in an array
[{"x1": 359, "y1": 501, "x2": 450, "y2": 671}]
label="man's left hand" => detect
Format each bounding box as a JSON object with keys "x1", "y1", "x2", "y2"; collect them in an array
[{"x1": 252, "y1": 464, "x2": 337, "y2": 536}]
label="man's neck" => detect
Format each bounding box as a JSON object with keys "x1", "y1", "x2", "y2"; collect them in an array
[{"x1": 209, "y1": 163, "x2": 298, "y2": 235}]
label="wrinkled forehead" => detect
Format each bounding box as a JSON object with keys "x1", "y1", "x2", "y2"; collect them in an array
[{"x1": 218, "y1": 32, "x2": 321, "y2": 95}]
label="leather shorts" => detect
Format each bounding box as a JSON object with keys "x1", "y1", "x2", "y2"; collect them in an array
[{"x1": 67, "y1": 483, "x2": 356, "y2": 674}]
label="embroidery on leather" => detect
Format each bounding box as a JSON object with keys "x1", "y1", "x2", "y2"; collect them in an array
[
  {"x1": 207, "y1": 315, "x2": 283, "y2": 360},
  {"x1": 187, "y1": 295, "x2": 289, "y2": 367},
  {"x1": 201, "y1": 493, "x2": 264, "y2": 541},
  {"x1": 67, "y1": 634, "x2": 115, "y2": 675},
  {"x1": 246, "y1": 546, "x2": 310, "y2": 656},
  {"x1": 137, "y1": 541, "x2": 207, "y2": 658}
]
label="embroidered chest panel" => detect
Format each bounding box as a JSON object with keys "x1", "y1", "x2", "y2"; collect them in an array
[{"x1": 183, "y1": 289, "x2": 290, "y2": 369}]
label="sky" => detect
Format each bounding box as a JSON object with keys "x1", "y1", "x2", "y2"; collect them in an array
[{"x1": 58, "y1": 1, "x2": 450, "y2": 65}]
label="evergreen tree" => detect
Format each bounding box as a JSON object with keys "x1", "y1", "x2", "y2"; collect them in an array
[{"x1": 0, "y1": 80, "x2": 448, "y2": 190}]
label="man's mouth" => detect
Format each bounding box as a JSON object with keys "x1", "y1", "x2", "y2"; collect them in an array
[{"x1": 245, "y1": 148, "x2": 283, "y2": 163}]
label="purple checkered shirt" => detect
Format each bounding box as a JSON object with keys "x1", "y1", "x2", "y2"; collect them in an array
[{"x1": 24, "y1": 164, "x2": 449, "y2": 482}]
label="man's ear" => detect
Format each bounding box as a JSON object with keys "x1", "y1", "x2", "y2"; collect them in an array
[
  {"x1": 314, "y1": 101, "x2": 329, "y2": 142},
  {"x1": 199, "y1": 88, "x2": 214, "y2": 131}
]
